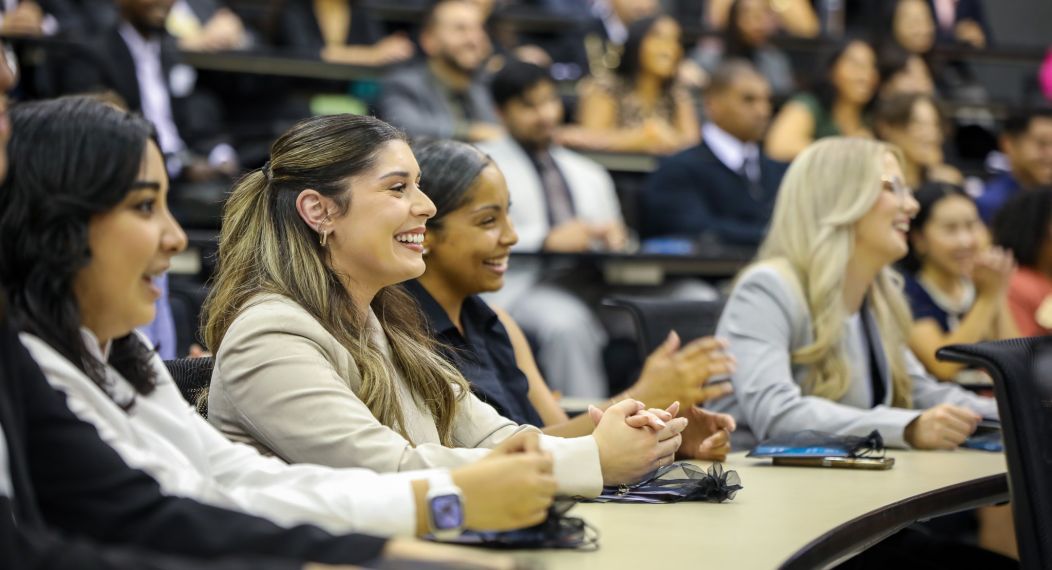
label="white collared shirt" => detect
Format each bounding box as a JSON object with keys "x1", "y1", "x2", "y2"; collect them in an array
[
  {"x1": 702, "y1": 122, "x2": 760, "y2": 183},
  {"x1": 20, "y1": 328, "x2": 430, "y2": 537},
  {"x1": 117, "y1": 22, "x2": 186, "y2": 156}
]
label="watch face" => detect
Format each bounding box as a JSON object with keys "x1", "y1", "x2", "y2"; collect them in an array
[{"x1": 430, "y1": 493, "x2": 464, "y2": 530}]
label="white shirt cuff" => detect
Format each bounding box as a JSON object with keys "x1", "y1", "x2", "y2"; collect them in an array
[
  {"x1": 335, "y1": 468, "x2": 444, "y2": 537},
  {"x1": 540, "y1": 434, "x2": 603, "y2": 497}
]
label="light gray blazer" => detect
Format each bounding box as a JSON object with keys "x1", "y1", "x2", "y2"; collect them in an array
[
  {"x1": 708, "y1": 262, "x2": 998, "y2": 449},
  {"x1": 378, "y1": 61, "x2": 499, "y2": 140}
]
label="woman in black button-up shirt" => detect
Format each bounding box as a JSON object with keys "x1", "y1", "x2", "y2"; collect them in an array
[{"x1": 411, "y1": 140, "x2": 738, "y2": 460}]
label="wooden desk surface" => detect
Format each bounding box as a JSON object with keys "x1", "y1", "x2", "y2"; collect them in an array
[{"x1": 507, "y1": 450, "x2": 1007, "y2": 570}]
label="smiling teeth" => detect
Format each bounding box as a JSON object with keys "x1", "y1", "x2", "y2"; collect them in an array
[{"x1": 396, "y1": 234, "x2": 424, "y2": 244}]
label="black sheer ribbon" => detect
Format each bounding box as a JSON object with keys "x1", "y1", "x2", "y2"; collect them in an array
[{"x1": 582, "y1": 462, "x2": 744, "y2": 504}]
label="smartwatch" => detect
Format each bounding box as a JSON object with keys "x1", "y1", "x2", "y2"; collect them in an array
[{"x1": 426, "y1": 472, "x2": 465, "y2": 539}]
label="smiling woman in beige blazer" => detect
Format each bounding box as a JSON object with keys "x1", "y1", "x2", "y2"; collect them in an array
[{"x1": 202, "y1": 114, "x2": 688, "y2": 533}]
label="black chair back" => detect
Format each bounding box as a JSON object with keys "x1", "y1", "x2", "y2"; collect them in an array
[
  {"x1": 937, "y1": 336, "x2": 1052, "y2": 569},
  {"x1": 163, "y1": 356, "x2": 214, "y2": 416},
  {"x1": 602, "y1": 295, "x2": 725, "y2": 360}
]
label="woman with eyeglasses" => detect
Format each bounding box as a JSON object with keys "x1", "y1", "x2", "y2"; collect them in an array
[{"x1": 707, "y1": 138, "x2": 997, "y2": 450}]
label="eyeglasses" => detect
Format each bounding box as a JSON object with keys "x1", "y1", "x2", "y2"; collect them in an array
[{"x1": 882, "y1": 177, "x2": 912, "y2": 201}]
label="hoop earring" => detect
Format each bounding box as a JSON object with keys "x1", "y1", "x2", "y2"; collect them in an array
[{"x1": 320, "y1": 230, "x2": 329, "y2": 247}]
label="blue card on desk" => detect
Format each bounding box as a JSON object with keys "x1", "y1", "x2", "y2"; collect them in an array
[
  {"x1": 639, "y1": 237, "x2": 695, "y2": 255},
  {"x1": 747, "y1": 430, "x2": 884, "y2": 458},
  {"x1": 749, "y1": 445, "x2": 854, "y2": 457}
]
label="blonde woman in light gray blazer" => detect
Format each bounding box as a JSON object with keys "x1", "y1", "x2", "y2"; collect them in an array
[{"x1": 708, "y1": 138, "x2": 997, "y2": 449}]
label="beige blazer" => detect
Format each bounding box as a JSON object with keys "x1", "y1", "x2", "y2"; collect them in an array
[{"x1": 208, "y1": 293, "x2": 603, "y2": 497}]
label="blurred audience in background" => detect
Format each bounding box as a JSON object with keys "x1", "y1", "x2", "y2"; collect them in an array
[
  {"x1": 977, "y1": 108, "x2": 1052, "y2": 223},
  {"x1": 378, "y1": 0, "x2": 501, "y2": 141},
  {"x1": 705, "y1": 0, "x2": 818, "y2": 39},
  {"x1": 640, "y1": 60, "x2": 785, "y2": 246},
  {"x1": 875, "y1": 92, "x2": 962, "y2": 188},
  {"x1": 269, "y1": 0, "x2": 414, "y2": 65},
  {"x1": 992, "y1": 188, "x2": 1052, "y2": 336},
  {"x1": 692, "y1": 0, "x2": 795, "y2": 99},
  {"x1": 765, "y1": 39, "x2": 878, "y2": 161},
  {"x1": 570, "y1": 14, "x2": 699, "y2": 154}
]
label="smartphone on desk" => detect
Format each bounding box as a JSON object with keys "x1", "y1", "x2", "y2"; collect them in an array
[
  {"x1": 772, "y1": 456, "x2": 895, "y2": 470},
  {"x1": 974, "y1": 419, "x2": 1001, "y2": 435}
]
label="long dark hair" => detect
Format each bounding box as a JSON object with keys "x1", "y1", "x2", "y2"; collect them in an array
[
  {"x1": 413, "y1": 139, "x2": 492, "y2": 230},
  {"x1": 618, "y1": 15, "x2": 678, "y2": 89},
  {"x1": 899, "y1": 182, "x2": 973, "y2": 273},
  {"x1": 812, "y1": 38, "x2": 876, "y2": 113},
  {"x1": 724, "y1": 0, "x2": 761, "y2": 61},
  {"x1": 0, "y1": 96, "x2": 159, "y2": 405}
]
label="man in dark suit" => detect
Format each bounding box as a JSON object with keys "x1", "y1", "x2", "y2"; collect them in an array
[
  {"x1": 640, "y1": 60, "x2": 787, "y2": 246},
  {"x1": 56, "y1": 0, "x2": 236, "y2": 227}
]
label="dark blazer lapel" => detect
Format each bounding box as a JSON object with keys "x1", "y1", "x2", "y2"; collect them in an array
[
  {"x1": 697, "y1": 141, "x2": 756, "y2": 201},
  {"x1": 0, "y1": 328, "x2": 41, "y2": 527},
  {"x1": 106, "y1": 29, "x2": 143, "y2": 111},
  {"x1": 861, "y1": 305, "x2": 893, "y2": 403}
]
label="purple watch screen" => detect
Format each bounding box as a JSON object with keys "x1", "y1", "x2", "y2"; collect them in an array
[{"x1": 432, "y1": 493, "x2": 463, "y2": 530}]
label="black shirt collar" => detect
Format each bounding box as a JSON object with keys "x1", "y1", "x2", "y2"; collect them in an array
[{"x1": 402, "y1": 280, "x2": 499, "y2": 339}]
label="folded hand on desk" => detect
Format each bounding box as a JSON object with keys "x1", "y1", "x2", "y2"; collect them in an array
[
  {"x1": 904, "y1": 403, "x2": 981, "y2": 450},
  {"x1": 676, "y1": 406, "x2": 737, "y2": 462},
  {"x1": 451, "y1": 431, "x2": 557, "y2": 531},
  {"x1": 589, "y1": 399, "x2": 687, "y2": 485}
]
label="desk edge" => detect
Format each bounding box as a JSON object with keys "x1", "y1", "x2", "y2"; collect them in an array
[{"x1": 780, "y1": 472, "x2": 1009, "y2": 570}]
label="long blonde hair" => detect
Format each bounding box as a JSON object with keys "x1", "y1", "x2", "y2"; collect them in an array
[
  {"x1": 756, "y1": 137, "x2": 914, "y2": 407},
  {"x1": 202, "y1": 114, "x2": 468, "y2": 445}
]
